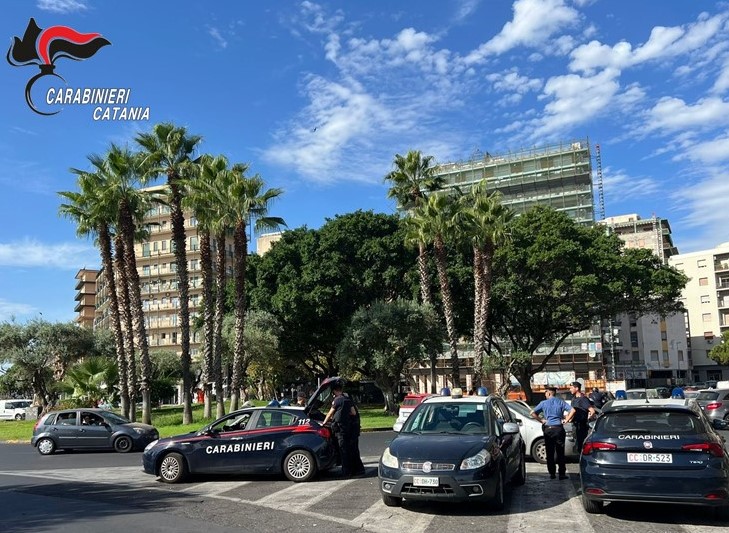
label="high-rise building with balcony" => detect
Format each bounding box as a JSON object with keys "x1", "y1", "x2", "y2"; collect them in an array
[
  {"x1": 669, "y1": 241, "x2": 729, "y2": 383},
  {"x1": 74, "y1": 268, "x2": 99, "y2": 329}
]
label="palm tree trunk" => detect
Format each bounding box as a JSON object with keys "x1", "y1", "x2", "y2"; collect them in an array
[
  {"x1": 98, "y1": 225, "x2": 129, "y2": 417},
  {"x1": 115, "y1": 235, "x2": 137, "y2": 421},
  {"x1": 200, "y1": 229, "x2": 214, "y2": 419},
  {"x1": 433, "y1": 235, "x2": 459, "y2": 387},
  {"x1": 168, "y1": 177, "x2": 193, "y2": 425},
  {"x1": 472, "y1": 247, "x2": 485, "y2": 387},
  {"x1": 229, "y1": 221, "x2": 247, "y2": 412},
  {"x1": 479, "y1": 243, "x2": 496, "y2": 383},
  {"x1": 214, "y1": 230, "x2": 227, "y2": 418},
  {"x1": 119, "y1": 201, "x2": 152, "y2": 425},
  {"x1": 417, "y1": 242, "x2": 432, "y2": 305}
]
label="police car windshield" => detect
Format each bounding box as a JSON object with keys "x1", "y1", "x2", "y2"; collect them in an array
[{"x1": 401, "y1": 402, "x2": 492, "y2": 435}]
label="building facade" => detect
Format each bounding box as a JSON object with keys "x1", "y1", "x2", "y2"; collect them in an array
[
  {"x1": 74, "y1": 268, "x2": 99, "y2": 329},
  {"x1": 598, "y1": 214, "x2": 687, "y2": 387},
  {"x1": 668, "y1": 241, "x2": 729, "y2": 383}
]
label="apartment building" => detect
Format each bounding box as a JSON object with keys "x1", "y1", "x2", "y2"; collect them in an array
[
  {"x1": 74, "y1": 268, "x2": 99, "y2": 329},
  {"x1": 668, "y1": 241, "x2": 729, "y2": 383},
  {"x1": 88, "y1": 185, "x2": 234, "y2": 359},
  {"x1": 406, "y1": 141, "x2": 600, "y2": 393},
  {"x1": 598, "y1": 214, "x2": 687, "y2": 387}
]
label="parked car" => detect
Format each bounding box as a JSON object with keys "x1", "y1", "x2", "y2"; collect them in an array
[
  {"x1": 506, "y1": 400, "x2": 580, "y2": 463},
  {"x1": 0, "y1": 399, "x2": 32, "y2": 421},
  {"x1": 378, "y1": 389, "x2": 526, "y2": 508},
  {"x1": 143, "y1": 378, "x2": 341, "y2": 484},
  {"x1": 31, "y1": 408, "x2": 158, "y2": 455},
  {"x1": 393, "y1": 393, "x2": 434, "y2": 429},
  {"x1": 624, "y1": 388, "x2": 670, "y2": 400},
  {"x1": 580, "y1": 398, "x2": 729, "y2": 518},
  {"x1": 695, "y1": 388, "x2": 729, "y2": 422}
]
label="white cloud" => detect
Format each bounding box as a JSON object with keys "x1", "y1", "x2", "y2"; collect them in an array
[
  {"x1": 682, "y1": 134, "x2": 729, "y2": 164},
  {"x1": 486, "y1": 68, "x2": 542, "y2": 105},
  {"x1": 452, "y1": 0, "x2": 481, "y2": 23},
  {"x1": 207, "y1": 26, "x2": 228, "y2": 49},
  {"x1": 671, "y1": 170, "x2": 729, "y2": 251},
  {"x1": 465, "y1": 0, "x2": 580, "y2": 62},
  {"x1": 644, "y1": 96, "x2": 729, "y2": 134},
  {"x1": 601, "y1": 166, "x2": 660, "y2": 200},
  {"x1": 0, "y1": 299, "x2": 37, "y2": 322},
  {"x1": 0, "y1": 239, "x2": 98, "y2": 270},
  {"x1": 36, "y1": 0, "x2": 88, "y2": 13}
]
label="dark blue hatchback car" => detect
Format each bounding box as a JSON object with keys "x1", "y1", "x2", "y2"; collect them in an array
[{"x1": 580, "y1": 399, "x2": 729, "y2": 518}]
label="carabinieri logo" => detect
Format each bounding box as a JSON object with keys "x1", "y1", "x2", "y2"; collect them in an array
[{"x1": 7, "y1": 18, "x2": 110, "y2": 116}]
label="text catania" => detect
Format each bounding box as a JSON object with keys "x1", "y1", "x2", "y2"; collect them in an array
[
  {"x1": 206, "y1": 441, "x2": 275, "y2": 454},
  {"x1": 44, "y1": 88, "x2": 150, "y2": 121}
]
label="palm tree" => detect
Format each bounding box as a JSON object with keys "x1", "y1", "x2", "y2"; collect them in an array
[
  {"x1": 114, "y1": 233, "x2": 137, "y2": 420},
  {"x1": 59, "y1": 174, "x2": 130, "y2": 417},
  {"x1": 384, "y1": 150, "x2": 444, "y2": 306},
  {"x1": 92, "y1": 145, "x2": 154, "y2": 424},
  {"x1": 215, "y1": 166, "x2": 285, "y2": 411},
  {"x1": 136, "y1": 123, "x2": 202, "y2": 425},
  {"x1": 412, "y1": 193, "x2": 461, "y2": 387},
  {"x1": 183, "y1": 154, "x2": 223, "y2": 419},
  {"x1": 58, "y1": 356, "x2": 118, "y2": 407},
  {"x1": 461, "y1": 182, "x2": 513, "y2": 387}
]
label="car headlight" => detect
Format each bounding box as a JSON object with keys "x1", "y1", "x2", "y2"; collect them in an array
[
  {"x1": 144, "y1": 440, "x2": 158, "y2": 452},
  {"x1": 132, "y1": 427, "x2": 148, "y2": 434},
  {"x1": 381, "y1": 447, "x2": 399, "y2": 469},
  {"x1": 460, "y1": 449, "x2": 490, "y2": 470}
]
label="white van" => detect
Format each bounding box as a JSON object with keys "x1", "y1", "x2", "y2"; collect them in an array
[{"x1": 0, "y1": 399, "x2": 32, "y2": 420}]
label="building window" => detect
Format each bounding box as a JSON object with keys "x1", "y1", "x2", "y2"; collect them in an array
[
  {"x1": 630, "y1": 331, "x2": 638, "y2": 347},
  {"x1": 142, "y1": 243, "x2": 150, "y2": 257},
  {"x1": 632, "y1": 351, "x2": 640, "y2": 362},
  {"x1": 699, "y1": 277, "x2": 708, "y2": 286},
  {"x1": 153, "y1": 241, "x2": 158, "y2": 252},
  {"x1": 190, "y1": 236, "x2": 199, "y2": 251},
  {"x1": 142, "y1": 265, "x2": 150, "y2": 276},
  {"x1": 701, "y1": 295, "x2": 711, "y2": 304},
  {"x1": 650, "y1": 350, "x2": 659, "y2": 362},
  {"x1": 678, "y1": 350, "x2": 684, "y2": 361},
  {"x1": 703, "y1": 313, "x2": 712, "y2": 323},
  {"x1": 707, "y1": 370, "x2": 723, "y2": 381},
  {"x1": 170, "y1": 262, "x2": 177, "y2": 272},
  {"x1": 189, "y1": 259, "x2": 199, "y2": 271},
  {"x1": 162, "y1": 240, "x2": 167, "y2": 251},
  {"x1": 172, "y1": 332, "x2": 177, "y2": 344},
  {"x1": 697, "y1": 259, "x2": 707, "y2": 268},
  {"x1": 662, "y1": 350, "x2": 669, "y2": 362},
  {"x1": 660, "y1": 331, "x2": 667, "y2": 341}
]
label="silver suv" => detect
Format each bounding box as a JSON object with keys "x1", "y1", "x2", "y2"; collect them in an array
[{"x1": 695, "y1": 388, "x2": 729, "y2": 422}]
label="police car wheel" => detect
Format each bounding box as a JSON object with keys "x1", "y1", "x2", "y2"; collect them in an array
[
  {"x1": 283, "y1": 450, "x2": 316, "y2": 482},
  {"x1": 532, "y1": 438, "x2": 547, "y2": 464},
  {"x1": 159, "y1": 452, "x2": 187, "y2": 483},
  {"x1": 382, "y1": 494, "x2": 401, "y2": 507},
  {"x1": 37, "y1": 437, "x2": 55, "y2": 455},
  {"x1": 488, "y1": 469, "x2": 505, "y2": 510},
  {"x1": 15, "y1": 413, "x2": 24, "y2": 420},
  {"x1": 113, "y1": 435, "x2": 133, "y2": 453}
]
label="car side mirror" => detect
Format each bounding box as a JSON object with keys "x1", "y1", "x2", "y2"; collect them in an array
[
  {"x1": 712, "y1": 419, "x2": 729, "y2": 431},
  {"x1": 502, "y1": 422, "x2": 520, "y2": 434}
]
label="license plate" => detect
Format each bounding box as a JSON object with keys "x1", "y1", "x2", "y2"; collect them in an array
[
  {"x1": 413, "y1": 476, "x2": 439, "y2": 487},
  {"x1": 627, "y1": 453, "x2": 672, "y2": 464}
]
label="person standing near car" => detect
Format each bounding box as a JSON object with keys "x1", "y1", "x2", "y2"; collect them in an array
[
  {"x1": 322, "y1": 381, "x2": 361, "y2": 477},
  {"x1": 530, "y1": 387, "x2": 572, "y2": 480},
  {"x1": 564, "y1": 381, "x2": 596, "y2": 451}
]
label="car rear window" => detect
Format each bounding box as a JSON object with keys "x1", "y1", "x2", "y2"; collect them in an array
[
  {"x1": 697, "y1": 391, "x2": 719, "y2": 401},
  {"x1": 402, "y1": 399, "x2": 420, "y2": 406},
  {"x1": 600, "y1": 411, "x2": 701, "y2": 434}
]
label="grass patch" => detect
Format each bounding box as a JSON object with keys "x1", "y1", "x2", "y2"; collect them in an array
[{"x1": 0, "y1": 403, "x2": 396, "y2": 443}]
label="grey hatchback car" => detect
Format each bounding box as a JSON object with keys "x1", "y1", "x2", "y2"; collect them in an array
[
  {"x1": 31, "y1": 408, "x2": 158, "y2": 455},
  {"x1": 696, "y1": 389, "x2": 729, "y2": 422}
]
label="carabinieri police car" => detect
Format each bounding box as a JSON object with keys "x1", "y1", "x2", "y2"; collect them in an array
[{"x1": 142, "y1": 380, "x2": 343, "y2": 483}]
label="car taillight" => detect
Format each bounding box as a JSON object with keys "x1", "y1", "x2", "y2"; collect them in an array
[
  {"x1": 33, "y1": 418, "x2": 42, "y2": 431},
  {"x1": 705, "y1": 402, "x2": 723, "y2": 411},
  {"x1": 681, "y1": 442, "x2": 725, "y2": 457},
  {"x1": 582, "y1": 441, "x2": 617, "y2": 455},
  {"x1": 317, "y1": 426, "x2": 331, "y2": 439}
]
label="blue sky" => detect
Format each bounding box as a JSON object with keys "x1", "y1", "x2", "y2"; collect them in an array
[{"x1": 2, "y1": 0, "x2": 729, "y2": 323}]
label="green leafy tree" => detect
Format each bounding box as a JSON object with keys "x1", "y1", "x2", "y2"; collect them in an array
[
  {"x1": 250, "y1": 211, "x2": 418, "y2": 380},
  {"x1": 337, "y1": 300, "x2": 443, "y2": 414},
  {"x1": 709, "y1": 331, "x2": 729, "y2": 365},
  {"x1": 136, "y1": 122, "x2": 202, "y2": 425},
  {"x1": 0, "y1": 320, "x2": 100, "y2": 412},
  {"x1": 58, "y1": 356, "x2": 118, "y2": 407},
  {"x1": 488, "y1": 206, "x2": 688, "y2": 402}
]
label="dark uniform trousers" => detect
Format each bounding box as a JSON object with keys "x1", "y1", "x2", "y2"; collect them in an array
[
  {"x1": 574, "y1": 421, "x2": 588, "y2": 452},
  {"x1": 543, "y1": 424, "x2": 567, "y2": 477}
]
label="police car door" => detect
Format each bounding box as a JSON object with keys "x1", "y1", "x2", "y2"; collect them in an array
[
  {"x1": 191, "y1": 411, "x2": 253, "y2": 474},
  {"x1": 246, "y1": 410, "x2": 298, "y2": 472},
  {"x1": 492, "y1": 399, "x2": 519, "y2": 479}
]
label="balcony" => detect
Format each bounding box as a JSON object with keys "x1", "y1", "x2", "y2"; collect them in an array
[{"x1": 715, "y1": 260, "x2": 729, "y2": 273}]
